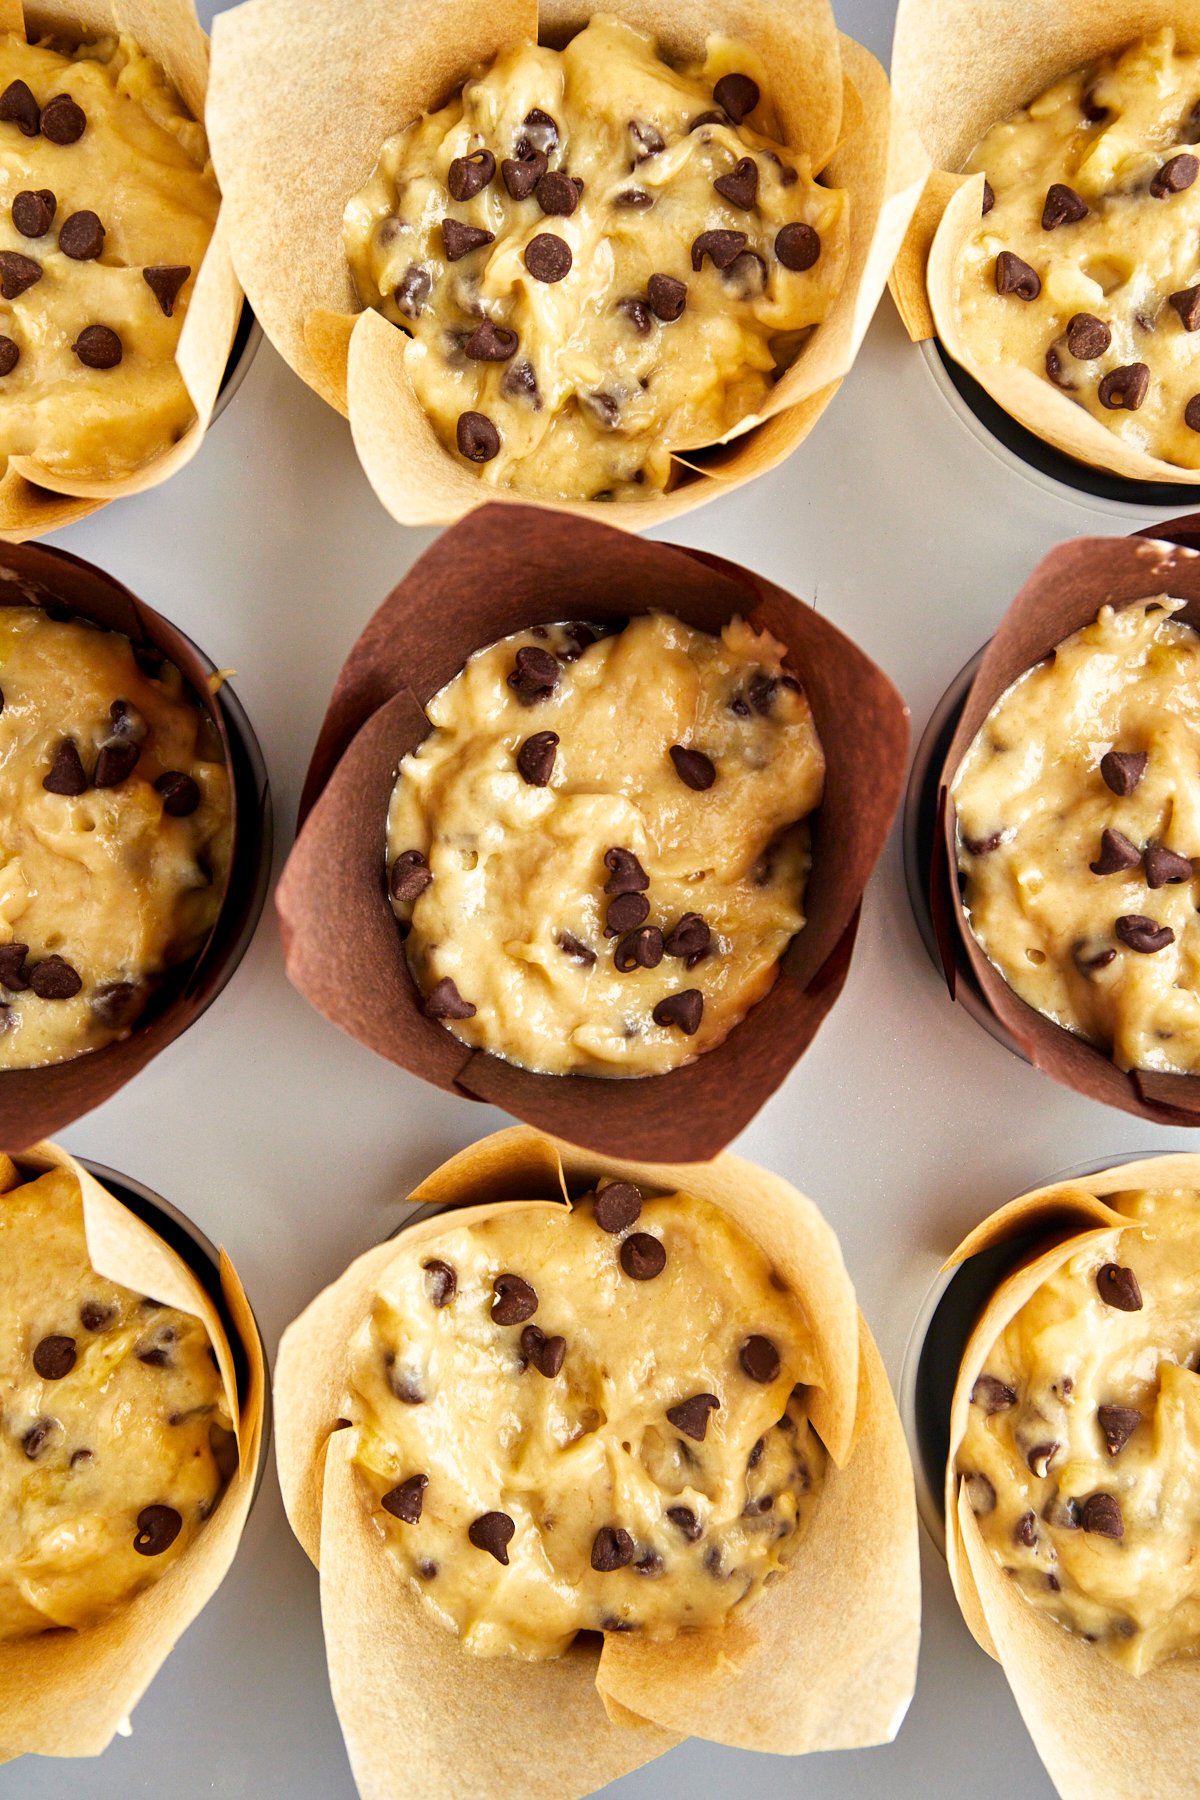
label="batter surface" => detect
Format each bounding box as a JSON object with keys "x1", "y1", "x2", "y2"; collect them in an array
[
  {"x1": 957, "y1": 1185, "x2": 1200, "y2": 1674},
  {"x1": 347, "y1": 1186, "x2": 825, "y2": 1659},
  {"x1": 953, "y1": 30, "x2": 1200, "y2": 471},
  {"x1": 0, "y1": 1158, "x2": 234, "y2": 1640},
  {"x1": 386, "y1": 612, "x2": 825, "y2": 1077},
  {"x1": 952, "y1": 597, "x2": 1200, "y2": 1075},
  {"x1": 0, "y1": 30, "x2": 218, "y2": 479},
  {"x1": 0, "y1": 606, "x2": 231, "y2": 1071},
  {"x1": 343, "y1": 14, "x2": 848, "y2": 501}
]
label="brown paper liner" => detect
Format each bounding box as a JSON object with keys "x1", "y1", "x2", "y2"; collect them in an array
[
  {"x1": 207, "y1": 0, "x2": 927, "y2": 532},
  {"x1": 274, "y1": 1125, "x2": 920, "y2": 1798},
  {"x1": 276, "y1": 503, "x2": 908, "y2": 1161},
  {"x1": 943, "y1": 1154, "x2": 1200, "y2": 1800},
  {"x1": 0, "y1": 1141, "x2": 266, "y2": 1762},
  {"x1": 934, "y1": 531, "x2": 1200, "y2": 1125},
  {"x1": 0, "y1": 538, "x2": 269, "y2": 1148}
]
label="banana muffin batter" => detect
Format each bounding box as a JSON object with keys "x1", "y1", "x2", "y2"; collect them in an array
[
  {"x1": 343, "y1": 14, "x2": 848, "y2": 501},
  {"x1": 952, "y1": 30, "x2": 1200, "y2": 471},
  {"x1": 957, "y1": 1184, "x2": 1200, "y2": 1674},
  {"x1": 0, "y1": 606, "x2": 231, "y2": 1071},
  {"x1": 0, "y1": 30, "x2": 218, "y2": 479},
  {"x1": 346, "y1": 1184, "x2": 825, "y2": 1658},
  {"x1": 0, "y1": 1157, "x2": 234, "y2": 1639},
  {"x1": 386, "y1": 612, "x2": 825, "y2": 1077},
  {"x1": 952, "y1": 596, "x2": 1200, "y2": 1075}
]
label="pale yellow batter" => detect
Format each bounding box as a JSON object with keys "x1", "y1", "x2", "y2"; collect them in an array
[
  {"x1": 386, "y1": 612, "x2": 824, "y2": 1077},
  {"x1": 343, "y1": 15, "x2": 847, "y2": 501},
  {"x1": 0, "y1": 607, "x2": 231, "y2": 1071},
  {"x1": 955, "y1": 30, "x2": 1200, "y2": 471},
  {"x1": 957, "y1": 1185, "x2": 1200, "y2": 1674},
  {"x1": 347, "y1": 1186, "x2": 825, "y2": 1659},
  {"x1": 0, "y1": 31, "x2": 218, "y2": 479},
  {"x1": 952, "y1": 597, "x2": 1200, "y2": 1075},
  {"x1": 0, "y1": 1158, "x2": 233, "y2": 1640}
]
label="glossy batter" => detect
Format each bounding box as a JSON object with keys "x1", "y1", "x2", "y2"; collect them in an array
[
  {"x1": 386, "y1": 613, "x2": 824, "y2": 1077},
  {"x1": 0, "y1": 31, "x2": 218, "y2": 479},
  {"x1": 343, "y1": 14, "x2": 847, "y2": 501},
  {"x1": 0, "y1": 1159, "x2": 234, "y2": 1640},
  {"x1": 957, "y1": 1185, "x2": 1200, "y2": 1674},
  {"x1": 955, "y1": 30, "x2": 1200, "y2": 471},
  {"x1": 347, "y1": 1186, "x2": 825, "y2": 1659},
  {"x1": 0, "y1": 607, "x2": 231, "y2": 1071},
  {"x1": 952, "y1": 598, "x2": 1200, "y2": 1075}
]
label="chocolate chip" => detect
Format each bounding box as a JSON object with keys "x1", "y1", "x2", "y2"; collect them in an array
[
  {"x1": 91, "y1": 982, "x2": 140, "y2": 1030},
  {"x1": 616, "y1": 188, "x2": 653, "y2": 208},
  {"x1": 713, "y1": 157, "x2": 758, "y2": 210},
  {"x1": 447, "y1": 148, "x2": 495, "y2": 201},
  {"x1": 557, "y1": 931, "x2": 596, "y2": 967},
  {"x1": 1081, "y1": 1492, "x2": 1123, "y2": 1538},
  {"x1": 382, "y1": 1473, "x2": 427, "y2": 1523},
  {"x1": 748, "y1": 1437, "x2": 765, "y2": 1468},
  {"x1": 689, "y1": 110, "x2": 727, "y2": 132},
  {"x1": 582, "y1": 391, "x2": 620, "y2": 430},
  {"x1": 518, "y1": 109, "x2": 558, "y2": 156},
  {"x1": 1151, "y1": 152, "x2": 1198, "y2": 196},
  {"x1": 1082, "y1": 87, "x2": 1108, "y2": 122},
  {"x1": 614, "y1": 926, "x2": 663, "y2": 971},
  {"x1": 1097, "y1": 1404, "x2": 1140, "y2": 1455},
  {"x1": 713, "y1": 73, "x2": 759, "y2": 123},
  {"x1": 492, "y1": 1273, "x2": 538, "y2": 1325},
  {"x1": 0, "y1": 251, "x2": 41, "y2": 300},
  {"x1": 1089, "y1": 827, "x2": 1140, "y2": 874},
  {"x1": 516, "y1": 730, "x2": 558, "y2": 787},
  {"x1": 646, "y1": 272, "x2": 687, "y2": 321},
  {"x1": 155, "y1": 771, "x2": 201, "y2": 816},
  {"x1": 524, "y1": 233, "x2": 571, "y2": 283},
  {"x1": 133, "y1": 1503, "x2": 181, "y2": 1556},
  {"x1": 1100, "y1": 750, "x2": 1147, "y2": 795},
  {"x1": 591, "y1": 1525, "x2": 635, "y2": 1571},
  {"x1": 41, "y1": 94, "x2": 85, "y2": 145},
  {"x1": 653, "y1": 989, "x2": 703, "y2": 1034},
  {"x1": 981, "y1": 178, "x2": 995, "y2": 214},
  {"x1": 521, "y1": 1323, "x2": 565, "y2": 1377},
  {"x1": 619, "y1": 296, "x2": 652, "y2": 335},
  {"x1": 664, "y1": 913, "x2": 709, "y2": 960},
  {"x1": 58, "y1": 209, "x2": 104, "y2": 260},
  {"x1": 502, "y1": 358, "x2": 540, "y2": 405},
  {"x1": 691, "y1": 229, "x2": 747, "y2": 271},
  {"x1": 23, "y1": 1419, "x2": 53, "y2": 1459},
  {"x1": 1187, "y1": 396, "x2": 1200, "y2": 434},
  {"x1": 70, "y1": 1447, "x2": 93, "y2": 1468},
  {"x1": 1026, "y1": 1441, "x2": 1059, "y2": 1478},
  {"x1": 12, "y1": 189, "x2": 54, "y2": 237},
  {"x1": 1169, "y1": 288, "x2": 1200, "y2": 338},
  {"x1": 1099, "y1": 363, "x2": 1149, "y2": 410},
  {"x1": 28, "y1": 956, "x2": 81, "y2": 1001},
  {"x1": 1097, "y1": 1263, "x2": 1142, "y2": 1310},
  {"x1": 971, "y1": 1373, "x2": 1017, "y2": 1413},
  {"x1": 502, "y1": 149, "x2": 547, "y2": 200},
  {"x1": 0, "y1": 336, "x2": 18, "y2": 376},
  {"x1": 603, "y1": 848, "x2": 648, "y2": 895},
  {"x1": 390, "y1": 848, "x2": 432, "y2": 902},
  {"x1": 620, "y1": 1232, "x2": 666, "y2": 1280},
  {"x1": 1145, "y1": 844, "x2": 1192, "y2": 887},
  {"x1": 73, "y1": 325, "x2": 122, "y2": 369},
  {"x1": 93, "y1": 740, "x2": 140, "y2": 789},
  {"x1": 1013, "y1": 1511, "x2": 1038, "y2": 1547},
  {"x1": 455, "y1": 410, "x2": 499, "y2": 462},
  {"x1": 423, "y1": 976, "x2": 476, "y2": 1019},
  {"x1": 1076, "y1": 943, "x2": 1116, "y2": 974},
  {"x1": 1041, "y1": 183, "x2": 1088, "y2": 228},
  {"x1": 0, "y1": 79, "x2": 39, "y2": 136},
  {"x1": 508, "y1": 644, "x2": 559, "y2": 701},
  {"x1": 995, "y1": 251, "x2": 1040, "y2": 299},
  {"x1": 0, "y1": 944, "x2": 29, "y2": 991},
  {"x1": 593, "y1": 1182, "x2": 641, "y2": 1233},
  {"x1": 423, "y1": 1259, "x2": 456, "y2": 1307},
  {"x1": 666, "y1": 1392, "x2": 720, "y2": 1442},
  {"x1": 418, "y1": 1558, "x2": 438, "y2": 1579},
  {"x1": 143, "y1": 265, "x2": 190, "y2": 316},
  {"x1": 80, "y1": 1301, "x2": 114, "y2": 1331},
  {"x1": 1116, "y1": 914, "x2": 1174, "y2": 953},
  {"x1": 669, "y1": 745, "x2": 715, "y2": 790},
  {"x1": 666, "y1": 1504, "x2": 702, "y2": 1540},
  {"x1": 43, "y1": 737, "x2": 87, "y2": 794},
  {"x1": 773, "y1": 221, "x2": 821, "y2": 272},
  {"x1": 535, "y1": 170, "x2": 578, "y2": 216},
  {"x1": 740, "y1": 1336, "x2": 780, "y2": 1384},
  {"x1": 387, "y1": 1360, "x2": 424, "y2": 1404},
  {"x1": 463, "y1": 319, "x2": 518, "y2": 362},
  {"x1": 605, "y1": 891, "x2": 649, "y2": 936},
  {"x1": 469, "y1": 1510, "x2": 514, "y2": 1563},
  {"x1": 33, "y1": 1335, "x2": 76, "y2": 1379},
  {"x1": 441, "y1": 219, "x2": 493, "y2": 262},
  {"x1": 1045, "y1": 345, "x2": 1075, "y2": 390},
  {"x1": 1062, "y1": 315, "x2": 1109, "y2": 364},
  {"x1": 629, "y1": 119, "x2": 664, "y2": 160}
]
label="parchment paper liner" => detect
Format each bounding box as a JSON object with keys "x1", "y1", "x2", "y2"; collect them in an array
[
  {"x1": 889, "y1": 0, "x2": 1200, "y2": 487},
  {"x1": 276, "y1": 503, "x2": 909, "y2": 1161},
  {"x1": 0, "y1": 0, "x2": 243, "y2": 542},
  {"x1": 932, "y1": 531, "x2": 1200, "y2": 1125},
  {"x1": 943, "y1": 1153, "x2": 1200, "y2": 1800},
  {"x1": 274, "y1": 1124, "x2": 920, "y2": 1799},
  {"x1": 0, "y1": 1139, "x2": 265, "y2": 1762},
  {"x1": 0, "y1": 536, "x2": 270, "y2": 1149},
  {"x1": 206, "y1": 0, "x2": 927, "y2": 533}
]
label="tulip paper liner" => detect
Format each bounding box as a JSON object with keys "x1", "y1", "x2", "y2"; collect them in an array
[
  {"x1": 933, "y1": 532, "x2": 1200, "y2": 1125},
  {"x1": 943, "y1": 1154, "x2": 1200, "y2": 1800},
  {"x1": 0, "y1": 538, "x2": 269, "y2": 1148},
  {"x1": 273, "y1": 1125, "x2": 920, "y2": 1800},
  {"x1": 0, "y1": 0, "x2": 243, "y2": 542},
  {"x1": 0, "y1": 1141, "x2": 265, "y2": 1762},
  {"x1": 276, "y1": 503, "x2": 909, "y2": 1161},
  {"x1": 889, "y1": 0, "x2": 1200, "y2": 486},
  {"x1": 206, "y1": 0, "x2": 927, "y2": 532}
]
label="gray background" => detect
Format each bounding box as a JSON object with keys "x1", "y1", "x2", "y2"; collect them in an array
[{"x1": 2, "y1": 1, "x2": 1178, "y2": 1794}]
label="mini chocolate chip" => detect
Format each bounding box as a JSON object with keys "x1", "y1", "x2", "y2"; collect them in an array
[
  {"x1": 663, "y1": 913, "x2": 710, "y2": 960},
  {"x1": 603, "y1": 847, "x2": 648, "y2": 895},
  {"x1": 605, "y1": 891, "x2": 649, "y2": 936},
  {"x1": 647, "y1": 272, "x2": 687, "y2": 321},
  {"x1": 981, "y1": 178, "x2": 995, "y2": 214},
  {"x1": 1151, "y1": 152, "x2": 1198, "y2": 196},
  {"x1": 1026, "y1": 1441, "x2": 1059, "y2": 1478},
  {"x1": 0, "y1": 944, "x2": 30, "y2": 991},
  {"x1": 0, "y1": 336, "x2": 18, "y2": 376},
  {"x1": 1116, "y1": 914, "x2": 1174, "y2": 954},
  {"x1": 41, "y1": 94, "x2": 85, "y2": 144},
  {"x1": 418, "y1": 1558, "x2": 438, "y2": 1579},
  {"x1": 516, "y1": 730, "x2": 558, "y2": 786},
  {"x1": 1081, "y1": 1492, "x2": 1123, "y2": 1538},
  {"x1": 524, "y1": 233, "x2": 571, "y2": 283},
  {"x1": 423, "y1": 976, "x2": 476, "y2": 1019},
  {"x1": 616, "y1": 188, "x2": 653, "y2": 208},
  {"x1": 620, "y1": 1232, "x2": 666, "y2": 1280},
  {"x1": 1041, "y1": 182, "x2": 1088, "y2": 228},
  {"x1": 155, "y1": 771, "x2": 202, "y2": 816},
  {"x1": 535, "y1": 170, "x2": 578, "y2": 217},
  {"x1": 0, "y1": 79, "x2": 39, "y2": 135},
  {"x1": 1013, "y1": 1511, "x2": 1038, "y2": 1547},
  {"x1": 502, "y1": 358, "x2": 540, "y2": 404},
  {"x1": 456, "y1": 410, "x2": 500, "y2": 462},
  {"x1": 143, "y1": 265, "x2": 190, "y2": 316},
  {"x1": 1097, "y1": 1404, "x2": 1140, "y2": 1455},
  {"x1": 591, "y1": 1525, "x2": 635, "y2": 1571},
  {"x1": 1099, "y1": 363, "x2": 1149, "y2": 410},
  {"x1": 1145, "y1": 844, "x2": 1192, "y2": 887},
  {"x1": 1076, "y1": 943, "x2": 1117, "y2": 974},
  {"x1": 667, "y1": 1504, "x2": 702, "y2": 1540},
  {"x1": 91, "y1": 982, "x2": 140, "y2": 1030},
  {"x1": 464, "y1": 319, "x2": 519, "y2": 361},
  {"x1": 58, "y1": 209, "x2": 104, "y2": 260},
  {"x1": 593, "y1": 1182, "x2": 642, "y2": 1233},
  {"x1": 469, "y1": 1510, "x2": 515, "y2": 1563},
  {"x1": 12, "y1": 189, "x2": 54, "y2": 236},
  {"x1": 1089, "y1": 827, "x2": 1140, "y2": 875},
  {"x1": 774, "y1": 221, "x2": 821, "y2": 271},
  {"x1": 80, "y1": 1301, "x2": 114, "y2": 1331},
  {"x1": 73, "y1": 325, "x2": 122, "y2": 368},
  {"x1": 558, "y1": 931, "x2": 596, "y2": 967},
  {"x1": 23, "y1": 1419, "x2": 53, "y2": 1459},
  {"x1": 0, "y1": 251, "x2": 42, "y2": 300},
  {"x1": 33, "y1": 1335, "x2": 76, "y2": 1379},
  {"x1": 713, "y1": 156, "x2": 758, "y2": 210},
  {"x1": 740, "y1": 1336, "x2": 780, "y2": 1384},
  {"x1": 28, "y1": 956, "x2": 81, "y2": 1000},
  {"x1": 691, "y1": 229, "x2": 747, "y2": 271},
  {"x1": 1045, "y1": 345, "x2": 1075, "y2": 390},
  {"x1": 93, "y1": 740, "x2": 140, "y2": 789},
  {"x1": 1100, "y1": 750, "x2": 1147, "y2": 795},
  {"x1": 508, "y1": 644, "x2": 559, "y2": 702},
  {"x1": 971, "y1": 1373, "x2": 1017, "y2": 1413},
  {"x1": 492, "y1": 1273, "x2": 538, "y2": 1325},
  {"x1": 1097, "y1": 1263, "x2": 1143, "y2": 1310},
  {"x1": 521, "y1": 1323, "x2": 566, "y2": 1377},
  {"x1": 665, "y1": 1392, "x2": 719, "y2": 1442},
  {"x1": 653, "y1": 989, "x2": 703, "y2": 1034},
  {"x1": 43, "y1": 737, "x2": 87, "y2": 795},
  {"x1": 382, "y1": 1474, "x2": 427, "y2": 1523},
  {"x1": 502, "y1": 149, "x2": 547, "y2": 200},
  {"x1": 713, "y1": 72, "x2": 759, "y2": 122},
  {"x1": 391, "y1": 848, "x2": 432, "y2": 902},
  {"x1": 614, "y1": 926, "x2": 663, "y2": 971},
  {"x1": 669, "y1": 745, "x2": 715, "y2": 790},
  {"x1": 448, "y1": 148, "x2": 495, "y2": 201},
  {"x1": 133, "y1": 1504, "x2": 181, "y2": 1556},
  {"x1": 423, "y1": 1259, "x2": 456, "y2": 1307},
  {"x1": 995, "y1": 251, "x2": 1040, "y2": 299},
  {"x1": 70, "y1": 1447, "x2": 93, "y2": 1469},
  {"x1": 441, "y1": 218, "x2": 494, "y2": 262},
  {"x1": 1063, "y1": 313, "x2": 1111, "y2": 361}
]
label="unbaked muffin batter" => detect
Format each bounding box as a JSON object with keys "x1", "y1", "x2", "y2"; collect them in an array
[
  {"x1": 386, "y1": 612, "x2": 824, "y2": 1077},
  {"x1": 0, "y1": 1159, "x2": 234, "y2": 1640},
  {"x1": 0, "y1": 31, "x2": 218, "y2": 479},
  {"x1": 957, "y1": 1184, "x2": 1200, "y2": 1674},
  {"x1": 953, "y1": 30, "x2": 1200, "y2": 471},
  {"x1": 0, "y1": 606, "x2": 231, "y2": 1071},
  {"x1": 343, "y1": 14, "x2": 847, "y2": 501},
  {"x1": 952, "y1": 597, "x2": 1200, "y2": 1075},
  {"x1": 347, "y1": 1185, "x2": 825, "y2": 1659}
]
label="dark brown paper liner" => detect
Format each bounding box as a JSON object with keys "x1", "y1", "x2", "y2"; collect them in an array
[
  {"x1": 935, "y1": 530, "x2": 1200, "y2": 1125},
  {"x1": 279, "y1": 503, "x2": 908, "y2": 1160},
  {"x1": 0, "y1": 542, "x2": 270, "y2": 1149}
]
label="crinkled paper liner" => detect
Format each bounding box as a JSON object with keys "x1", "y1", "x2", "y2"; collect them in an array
[
  {"x1": 207, "y1": 0, "x2": 928, "y2": 531},
  {"x1": 276, "y1": 503, "x2": 909, "y2": 1161},
  {"x1": 0, "y1": 1140, "x2": 265, "y2": 1761},
  {"x1": 273, "y1": 1124, "x2": 920, "y2": 1800},
  {"x1": 943, "y1": 1153, "x2": 1200, "y2": 1800}
]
